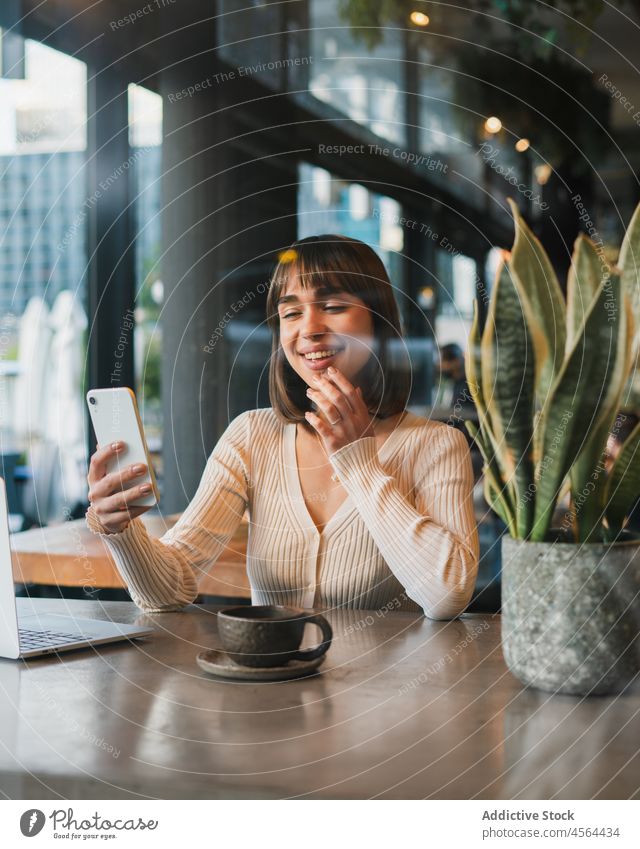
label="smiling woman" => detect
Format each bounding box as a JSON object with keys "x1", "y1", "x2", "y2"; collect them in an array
[
  {"x1": 267, "y1": 234, "x2": 411, "y2": 426},
  {"x1": 86, "y1": 234, "x2": 479, "y2": 619}
]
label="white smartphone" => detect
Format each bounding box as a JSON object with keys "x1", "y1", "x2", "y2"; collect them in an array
[{"x1": 86, "y1": 387, "x2": 160, "y2": 508}]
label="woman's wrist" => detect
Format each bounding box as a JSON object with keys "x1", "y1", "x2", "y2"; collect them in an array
[
  {"x1": 86, "y1": 505, "x2": 131, "y2": 536},
  {"x1": 328, "y1": 435, "x2": 379, "y2": 478}
]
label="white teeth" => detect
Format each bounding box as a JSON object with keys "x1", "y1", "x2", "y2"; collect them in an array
[{"x1": 303, "y1": 349, "x2": 339, "y2": 360}]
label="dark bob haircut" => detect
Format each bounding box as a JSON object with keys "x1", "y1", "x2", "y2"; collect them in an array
[{"x1": 266, "y1": 234, "x2": 411, "y2": 423}]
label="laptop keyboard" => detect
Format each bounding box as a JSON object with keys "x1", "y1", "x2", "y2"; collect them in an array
[{"x1": 19, "y1": 628, "x2": 86, "y2": 651}]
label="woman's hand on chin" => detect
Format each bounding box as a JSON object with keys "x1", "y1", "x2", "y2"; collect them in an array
[{"x1": 304, "y1": 367, "x2": 375, "y2": 453}]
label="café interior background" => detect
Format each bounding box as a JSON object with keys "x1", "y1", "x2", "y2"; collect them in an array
[{"x1": 0, "y1": 1, "x2": 638, "y2": 595}]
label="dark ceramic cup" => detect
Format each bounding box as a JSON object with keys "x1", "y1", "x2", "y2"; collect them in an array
[{"x1": 217, "y1": 605, "x2": 333, "y2": 668}]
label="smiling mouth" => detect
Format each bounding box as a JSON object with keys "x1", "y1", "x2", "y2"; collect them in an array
[{"x1": 300, "y1": 348, "x2": 342, "y2": 361}]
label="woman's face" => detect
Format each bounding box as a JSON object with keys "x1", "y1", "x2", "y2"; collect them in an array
[{"x1": 277, "y1": 273, "x2": 375, "y2": 387}]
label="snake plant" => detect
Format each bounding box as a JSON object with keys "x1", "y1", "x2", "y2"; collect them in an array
[{"x1": 465, "y1": 199, "x2": 640, "y2": 543}]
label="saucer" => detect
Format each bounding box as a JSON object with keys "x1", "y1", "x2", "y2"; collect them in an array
[{"x1": 196, "y1": 649, "x2": 326, "y2": 681}]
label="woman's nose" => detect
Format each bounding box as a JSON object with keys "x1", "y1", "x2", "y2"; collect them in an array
[{"x1": 300, "y1": 306, "x2": 328, "y2": 336}]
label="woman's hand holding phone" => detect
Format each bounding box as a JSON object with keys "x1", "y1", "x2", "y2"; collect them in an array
[{"x1": 87, "y1": 442, "x2": 153, "y2": 534}]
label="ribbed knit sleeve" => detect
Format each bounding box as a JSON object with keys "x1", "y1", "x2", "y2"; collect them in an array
[
  {"x1": 328, "y1": 424, "x2": 479, "y2": 620},
  {"x1": 85, "y1": 410, "x2": 252, "y2": 613}
]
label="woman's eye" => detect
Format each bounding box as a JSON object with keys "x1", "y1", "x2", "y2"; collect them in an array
[{"x1": 281, "y1": 305, "x2": 345, "y2": 318}]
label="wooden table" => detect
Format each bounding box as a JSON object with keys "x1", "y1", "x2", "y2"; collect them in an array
[
  {"x1": 11, "y1": 514, "x2": 251, "y2": 600},
  {"x1": 1, "y1": 599, "x2": 638, "y2": 799}
]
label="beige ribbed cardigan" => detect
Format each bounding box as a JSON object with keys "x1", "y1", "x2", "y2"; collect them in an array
[{"x1": 86, "y1": 408, "x2": 479, "y2": 618}]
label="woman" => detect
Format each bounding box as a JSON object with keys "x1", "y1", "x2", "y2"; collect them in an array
[{"x1": 86, "y1": 235, "x2": 479, "y2": 618}]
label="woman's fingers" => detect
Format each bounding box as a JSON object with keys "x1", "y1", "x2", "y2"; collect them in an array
[
  {"x1": 88, "y1": 462, "x2": 147, "y2": 502},
  {"x1": 324, "y1": 367, "x2": 363, "y2": 410},
  {"x1": 87, "y1": 441, "x2": 126, "y2": 486},
  {"x1": 106, "y1": 506, "x2": 149, "y2": 523},
  {"x1": 304, "y1": 410, "x2": 332, "y2": 438},
  {"x1": 306, "y1": 387, "x2": 341, "y2": 423},
  {"x1": 305, "y1": 368, "x2": 375, "y2": 451},
  {"x1": 87, "y1": 444, "x2": 153, "y2": 533},
  {"x1": 310, "y1": 372, "x2": 355, "y2": 418},
  {"x1": 93, "y1": 482, "x2": 153, "y2": 518}
]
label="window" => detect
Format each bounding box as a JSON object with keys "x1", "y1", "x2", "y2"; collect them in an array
[
  {"x1": 308, "y1": 0, "x2": 405, "y2": 145},
  {"x1": 435, "y1": 247, "x2": 478, "y2": 349},
  {"x1": 417, "y1": 47, "x2": 484, "y2": 206},
  {"x1": 128, "y1": 84, "x2": 163, "y2": 453},
  {"x1": 216, "y1": 0, "x2": 287, "y2": 89},
  {"x1": 297, "y1": 163, "x2": 404, "y2": 291},
  {"x1": 0, "y1": 36, "x2": 88, "y2": 525}
]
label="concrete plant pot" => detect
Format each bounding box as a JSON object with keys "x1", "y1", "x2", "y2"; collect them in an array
[{"x1": 501, "y1": 535, "x2": 640, "y2": 695}]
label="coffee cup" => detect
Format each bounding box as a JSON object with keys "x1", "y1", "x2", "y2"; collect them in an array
[{"x1": 217, "y1": 605, "x2": 333, "y2": 668}]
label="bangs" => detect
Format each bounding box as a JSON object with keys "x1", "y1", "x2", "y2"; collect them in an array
[
  {"x1": 266, "y1": 233, "x2": 411, "y2": 422},
  {"x1": 271, "y1": 261, "x2": 345, "y2": 302},
  {"x1": 267, "y1": 235, "x2": 387, "y2": 320}
]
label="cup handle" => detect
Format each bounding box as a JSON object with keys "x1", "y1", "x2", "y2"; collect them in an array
[{"x1": 293, "y1": 614, "x2": 333, "y2": 661}]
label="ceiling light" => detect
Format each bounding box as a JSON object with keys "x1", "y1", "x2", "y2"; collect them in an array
[
  {"x1": 515, "y1": 138, "x2": 530, "y2": 153},
  {"x1": 484, "y1": 116, "x2": 502, "y2": 134},
  {"x1": 410, "y1": 11, "x2": 430, "y2": 27},
  {"x1": 534, "y1": 164, "x2": 552, "y2": 185}
]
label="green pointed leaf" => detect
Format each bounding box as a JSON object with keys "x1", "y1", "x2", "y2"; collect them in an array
[
  {"x1": 566, "y1": 234, "x2": 604, "y2": 351},
  {"x1": 569, "y1": 417, "x2": 613, "y2": 543},
  {"x1": 464, "y1": 301, "x2": 487, "y2": 420},
  {"x1": 605, "y1": 418, "x2": 640, "y2": 536},
  {"x1": 531, "y1": 274, "x2": 626, "y2": 541},
  {"x1": 484, "y1": 477, "x2": 513, "y2": 532},
  {"x1": 480, "y1": 261, "x2": 535, "y2": 538},
  {"x1": 618, "y1": 201, "x2": 640, "y2": 348},
  {"x1": 507, "y1": 198, "x2": 566, "y2": 405},
  {"x1": 466, "y1": 300, "x2": 517, "y2": 534},
  {"x1": 466, "y1": 420, "x2": 516, "y2": 534},
  {"x1": 465, "y1": 299, "x2": 518, "y2": 528},
  {"x1": 569, "y1": 292, "x2": 633, "y2": 541}
]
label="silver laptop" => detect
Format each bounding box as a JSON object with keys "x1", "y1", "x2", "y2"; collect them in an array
[{"x1": 0, "y1": 477, "x2": 153, "y2": 659}]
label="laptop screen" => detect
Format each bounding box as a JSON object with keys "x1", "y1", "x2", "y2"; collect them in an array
[{"x1": 0, "y1": 478, "x2": 21, "y2": 658}]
